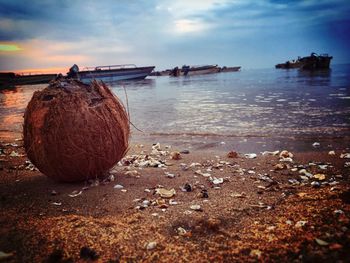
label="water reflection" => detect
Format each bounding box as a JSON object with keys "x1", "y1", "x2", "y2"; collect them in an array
[
  {"x1": 0, "y1": 85, "x2": 44, "y2": 139},
  {"x1": 0, "y1": 66, "x2": 349, "y2": 142}
]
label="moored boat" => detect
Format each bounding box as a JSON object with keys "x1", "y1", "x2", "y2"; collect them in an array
[
  {"x1": 219, "y1": 66, "x2": 241, "y2": 72},
  {"x1": 0, "y1": 72, "x2": 57, "y2": 87},
  {"x1": 67, "y1": 64, "x2": 155, "y2": 83},
  {"x1": 299, "y1": 53, "x2": 332, "y2": 70},
  {"x1": 275, "y1": 53, "x2": 332, "y2": 70},
  {"x1": 275, "y1": 59, "x2": 303, "y2": 69},
  {"x1": 170, "y1": 64, "x2": 220, "y2": 77}
]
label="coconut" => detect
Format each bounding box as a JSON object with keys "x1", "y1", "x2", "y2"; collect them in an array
[{"x1": 23, "y1": 79, "x2": 130, "y2": 182}]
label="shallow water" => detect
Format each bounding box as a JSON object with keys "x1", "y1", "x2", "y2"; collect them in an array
[{"x1": 1, "y1": 65, "x2": 349, "y2": 151}]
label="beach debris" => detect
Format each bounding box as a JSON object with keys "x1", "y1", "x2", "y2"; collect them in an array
[
  {"x1": 113, "y1": 184, "x2": 124, "y2": 189},
  {"x1": 9, "y1": 151, "x2": 21, "y2": 157},
  {"x1": 121, "y1": 189, "x2": 127, "y2": 193},
  {"x1": 170, "y1": 151, "x2": 182, "y2": 160},
  {"x1": 315, "y1": 238, "x2": 329, "y2": 246},
  {"x1": 180, "y1": 150, "x2": 190, "y2": 154},
  {"x1": 125, "y1": 170, "x2": 140, "y2": 177},
  {"x1": 164, "y1": 172, "x2": 176, "y2": 178},
  {"x1": 328, "y1": 150, "x2": 336, "y2": 156},
  {"x1": 0, "y1": 251, "x2": 14, "y2": 261},
  {"x1": 334, "y1": 209, "x2": 345, "y2": 215},
  {"x1": 199, "y1": 189, "x2": 209, "y2": 198},
  {"x1": 107, "y1": 174, "x2": 115, "y2": 182},
  {"x1": 169, "y1": 199, "x2": 178, "y2": 205},
  {"x1": 250, "y1": 249, "x2": 262, "y2": 259},
  {"x1": 318, "y1": 164, "x2": 328, "y2": 170},
  {"x1": 155, "y1": 188, "x2": 176, "y2": 198},
  {"x1": 312, "y1": 142, "x2": 320, "y2": 148},
  {"x1": 295, "y1": 220, "x2": 307, "y2": 228},
  {"x1": 299, "y1": 169, "x2": 313, "y2": 178},
  {"x1": 261, "y1": 150, "x2": 279, "y2": 156},
  {"x1": 340, "y1": 153, "x2": 350, "y2": 159},
  {"x1": 146, "y1": 241, "x2": 157, "y2": 250},
  {"x1": 195, "y1": 169, "x2": 211, "y2": 177},
  {"x1": 52, "y1": 202, "x2": 62, "y2": 206},
  {"x1": 279, "y1": 150, "x2": 293, "y2": 158},
  {"x1": 68, "y1": 190, "x2": 82, "y2": 197},
  {"x1": 274, "y1": 163, "x2": 287, "y2": 170},
  {"x1": 345, "y1": 162, "x2": 350, "y2": 168},
  {"x1": 231, "y1": 192, "x2": 246, "y2": 198},
  {"x1": 177, "y1": 227, "x2": 188, "y2": 236},
  {"x1": 23, "y1": 79, "x2": 130, "y2": 182},
  {"x1": 80, "y1": 246, "x2": 99, "y2": 261},
  {"x1": 227, "y1": 151, "x2": 238, "y2": 158},
  {"x1": 190, "y1": 204, "x2": 202, "y2": 211},
  {"x1": 51, "y1": 190, "x2": 58, "y2": 196},
  {"x1": 244, "y1": 153, "x2": 257, "y2": 159},
  {"x1": 250, "y1": 202, "x2": 272, "y2": 209},
  {"x1": 311, "y1": 181, "x2": 321, "y2": 188},
  {"x1": 279, "y1": 157, "x2": 293, "y2": 163},
  {"x1": 313, "y1": 173, "x2": 326, "y2": 181},
  {"x1": 181, "y1": 183, "x2": 192, "y2": 192},
  {"x1": 212, "y1": 177, "x2": 224, "y2": 185},
  {"x1": 152, "y1": 143, "x2": 161, "y2": 150}
]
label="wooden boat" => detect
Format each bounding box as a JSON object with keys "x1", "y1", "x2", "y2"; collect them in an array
[
  {"x1": 0, "y1": 72, "x2": 57, "y2": 87},
  {"x1": 299, "y1": 53, "x2": 332, "y2": 70},
  {"x1": 275, "y1": 59, "x2": 303, "y2": 69},
  {"x1": 275, "y1": 53, "x2": 332, "y2": 70},
  {"x1": 170, "y1": 65, "x2": 220, "y2": 77},
  {"x1": 219, "y1": 66, "x2": 241, "y2": 72},
  {"x1": 67, "y1": 64, "x2": 155, "y2": 83}
]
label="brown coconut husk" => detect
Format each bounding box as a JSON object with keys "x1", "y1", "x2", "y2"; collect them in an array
[{"x1": 23, "y1": 79, "x2": 130, "y2": 182}]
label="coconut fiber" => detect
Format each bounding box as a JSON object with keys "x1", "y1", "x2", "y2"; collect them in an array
[{"x1": 23, "y1": 79, "x2": 130, "y2": 182}]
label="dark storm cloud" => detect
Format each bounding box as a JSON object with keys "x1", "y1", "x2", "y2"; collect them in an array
[{"x1": 0, "y1": 0, "x2": 155, "y2": 41}]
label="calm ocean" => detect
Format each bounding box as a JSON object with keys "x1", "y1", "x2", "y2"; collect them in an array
[{"x1": 1, "y1": 65, "x2": 349, "y2": 151}]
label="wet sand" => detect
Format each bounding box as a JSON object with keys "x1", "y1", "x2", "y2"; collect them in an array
[{"x1": 0, "y1": 138, "x2": 349, "y2": 262}]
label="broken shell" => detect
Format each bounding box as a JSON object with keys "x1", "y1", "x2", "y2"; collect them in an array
[
  {"x1": 244, "y1": 153, "x2": 257, "y2": 159},
  {"x1": 261, "y1": 150, "x2": 279, "y2": 156},
  {"x1": 279, "y1": 150, "x2": 293, "y2": 158},
  {"x1": 212, "y1": 178, "x2": 224, "y2": 185},
  {"x1": 68, "y1": 190, "x2": 82, "y2": 197},
  {"x1": 340, "y1": 153, "x2": 350, "y2": 159},
  {"x1": 177, "y1": 227, "x2": 187, "y2": 236},
  {"x1": 313, "y1": 173, "x2": 326, "y2": 181},
  {"x1": 274, "y1": 163, "x2": 286, "y2": 170},
  {"x1": 190, "y1": 204, "x2": 202, "y2": 211},
  {"x1": 312, "y1": 142, "x2": 320, "y2": 148},
  {"x1": 295, "y1": 220, "x2": 307, "y2": 228},
  {"x1": 155, "y1": 188, "x2": 176, "y2": 198},
  {"x1": 146, "y1": 241, "x2": 157, "y2": 250}
]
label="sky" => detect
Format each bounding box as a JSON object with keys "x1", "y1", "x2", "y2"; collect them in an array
[{"x1": 0, "y1": 0, "x2": 349, "y2": 73}]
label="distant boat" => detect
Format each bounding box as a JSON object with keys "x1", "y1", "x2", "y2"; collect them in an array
[
  {"x1": 299, "y1": 53, "x2": 333, "y2": 70},
  {"x1": 67, "y1": 64, "x2": 155, "y2": 83},
  {"x1": 219, "y1": 66, "x2": 241, "y2": 72},
  {"x1": 0, "y1": 72, "x2": 57, "y2": 87},
  {"x1": 170, "y1": 64, "x2": 220, "y2": 77},
  {"x1": 275, "y1": 59, "x2": 303, "y2": 69},
  {"x1": 275, "y1": 53, "x2": 332, "y2": 70}
]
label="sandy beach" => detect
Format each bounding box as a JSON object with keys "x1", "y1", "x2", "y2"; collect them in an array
[{"x1": 0, "y1": 137, "x2": 349, "y2": 262}]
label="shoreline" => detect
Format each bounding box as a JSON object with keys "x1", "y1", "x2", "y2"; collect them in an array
[{"x1": 0, "y1": 138, "x2": 349, "y2": 262}]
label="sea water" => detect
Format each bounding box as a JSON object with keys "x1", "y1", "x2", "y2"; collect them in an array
[{"x1": 1, "y1": 65, "x2": 349, "y2": 151}]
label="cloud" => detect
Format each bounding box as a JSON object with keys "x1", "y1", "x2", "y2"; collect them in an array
[{"x1": 0, "y1": 0, "x2": 349, "y2": 70}]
